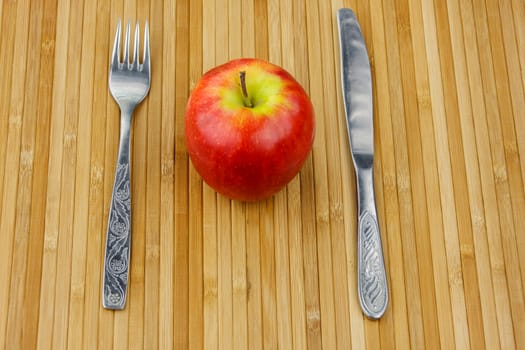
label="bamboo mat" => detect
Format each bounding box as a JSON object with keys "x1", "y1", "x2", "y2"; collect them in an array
[{"x1": 1, "y1": 0, "x2": 524, "y2": 349}]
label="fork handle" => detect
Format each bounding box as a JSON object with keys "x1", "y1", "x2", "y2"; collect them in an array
[{"x1": 103, "y1": 112, "x2": 132, "y2": 310}]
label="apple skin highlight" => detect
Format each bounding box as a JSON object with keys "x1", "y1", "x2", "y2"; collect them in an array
[{"x1": 185, "y1": 58, "x2": 315, "y2": 201}]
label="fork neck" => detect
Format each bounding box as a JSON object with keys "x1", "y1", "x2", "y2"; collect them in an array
[
  {"x1": 120, "y1": 106, "x2": 133, "y2": 120},
  {"x1": 119, "y1": 104, "x2": 135, "y2": 118},
  {"x1": 117, "y1": 110, "x2": 133, "y2": 162},
  {"x1": 119, "y1": 108, "x2": 133, "y2": 133}
]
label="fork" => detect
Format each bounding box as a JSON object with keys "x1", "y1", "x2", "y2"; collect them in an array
[{"x1": 103, "y1": 19, "x2": 150, "y2": 310}]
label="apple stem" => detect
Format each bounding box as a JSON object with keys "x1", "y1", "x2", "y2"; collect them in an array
[{"x1": 239, "y1": 71, "x2": 253, "y2": 108}]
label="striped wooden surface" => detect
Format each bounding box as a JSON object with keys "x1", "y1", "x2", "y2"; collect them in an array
[{"x1": 1, "y1": 0, "x2": 524, "y2": 348}]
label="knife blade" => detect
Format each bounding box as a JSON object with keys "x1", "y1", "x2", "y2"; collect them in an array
[{"x1": 337, "y1": 8, "x2": 388, "y2": 319}]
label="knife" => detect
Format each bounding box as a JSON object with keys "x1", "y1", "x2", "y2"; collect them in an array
[{"x1": 337, "y1": 8, "x2": 388, "y2": 319}]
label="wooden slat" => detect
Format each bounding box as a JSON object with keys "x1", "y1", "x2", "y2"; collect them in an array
[
  {"x1": 188, "y1": 0, "x2": 203, "y2": 347},
  {"x1": 246, "y1": 1, "x2": 264, "y2": 349},
  {"x1": 0, "y1": 0, "x2": 31, "y2": 348},
  {"x1": 160, "y1": 0, "x2": 176, "y2": 347},
  {"x1": 214, "y1": 0, "x2": 233, "y2": 347},
  {"x1": 305, "y1": 0, "x2": 338, "y2": 349},
  {"x1": 229, "y1": 0, "x2": 248, "y2": 348},
  {"x1": 435, "y1": 1, "x2": 486, "y2": 348},
  {"x1": 318, "y1": 1, "x2": 352, "y2": 349},
  {"x1": 5, "y1": 0, "x2": 41, "y2": 348},
  {"x1": 82, "y1": 1, "x2": 109, "y2": 349},
  {"x1": 0, "y1": 0, "x2": 524, "y2": 348},
  {"x1": 447, "y1": 0, "x2": 502, "y2": 347},
  {"x1": 233, "y1": 0, "x2": 250, "y2": 346},
  {"x1": 66, "y1": 0, "x2": 96, "y2": 347},
  {"x1": 144, "y1": 0, "x2": 162, "y2": 346},
  {"x1": 35, "y1": 0, "x2": 70, "y2": 348},
  {"x1": 420, "y1": 1, "x2": 472, "y2": 348},
  {"x1": 288, "y1": 2, "x2": 308, "y2": 349},
  {"x1": 202, "y1": 1, "x2": 218, "y2": 348},
  {"x1": 382, "y1": 1, "x2": 426, "y2": 348},
  {"x1": 268, "y1": 1, "x2": 293, "y2": 349},
  {"x1": 408, "y1": 0, "x2": 457, "y2": 348},
  {"x1": 0, "y1": 0, "x2": 17, "y2": 231},
  {"x1": 174, "y1": 0, "x2": 191, "y2": 347},
  {"x1": 458, "y1": 1, "x2": 516, "y2": 349},
  {"x1": 21, "y1": 0, "x2": 58, "y2": 348},
  {"x1": 483, "y1": 0, "x2": 525, "y2": 347}
]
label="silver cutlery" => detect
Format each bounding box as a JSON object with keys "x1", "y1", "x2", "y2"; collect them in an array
[
  {"x1": 103, "y1": 19, "x2": 151, "y2": 310},
  {"x1": 337, "y1": 8, "x2": 388, "y2": 319}
]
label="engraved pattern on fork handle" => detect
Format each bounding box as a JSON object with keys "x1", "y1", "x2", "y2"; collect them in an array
[
  {"x1": 103, "y1": 113, "x2": 132, "y2": 310},
  {"x1": 356, "y1": 166, "x2": 388, "y2": 319}
]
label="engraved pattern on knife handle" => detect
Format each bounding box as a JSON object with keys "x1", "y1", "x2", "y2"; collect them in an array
[
  {"x1": 103, "y1": 163, "x2": 131, "y2": 309},
  {"x1": 358, "y1": 210, "x2": 388, "y2": 318}
]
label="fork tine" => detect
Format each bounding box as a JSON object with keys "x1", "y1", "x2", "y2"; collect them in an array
[
  {"x1": 132, "y1": 22, "x2": 140, "y2": 69},
  {"x1": 111, "y1": 19, "x2": 121, "y2": 67},
  {"x1": 143, "y1": 20, "x2": 150, "y2": 73},
  {"x1": 123, "y1": 20, "x2": 131, "y2": 66}
]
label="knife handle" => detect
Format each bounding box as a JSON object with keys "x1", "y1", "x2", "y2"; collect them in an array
[{"x1": 356, "y1": 166, "x2": 388, "y2": 319}]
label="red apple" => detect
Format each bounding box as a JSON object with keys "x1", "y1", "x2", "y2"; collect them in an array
[{"x1": 185, "y1": 58, "x2": 315, "y2": 201}]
